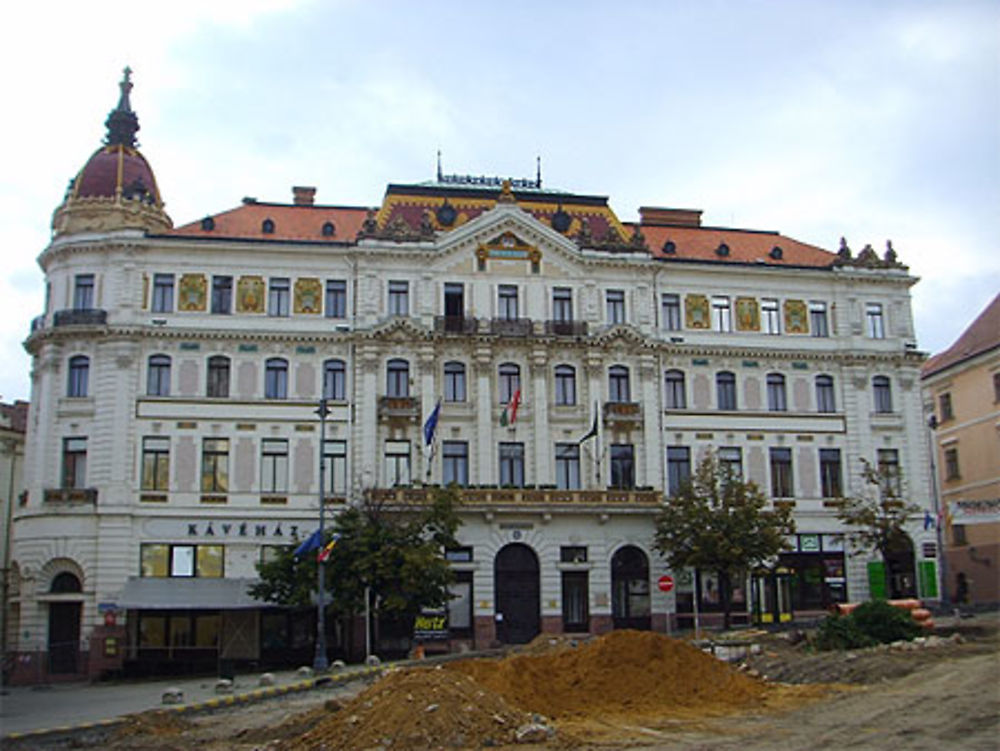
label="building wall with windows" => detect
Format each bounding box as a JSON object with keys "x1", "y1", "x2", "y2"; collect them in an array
[
  {"x1": 10, "y1": 74, "x2": 937, "y2": 679},
  {"x1": 922, "y1": 293, "x2": 1000, "y2": 605}
]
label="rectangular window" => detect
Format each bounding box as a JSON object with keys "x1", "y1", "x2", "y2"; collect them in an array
[
  {"x1": 498, "y1": 285, "x2": 519, "y2": 320},
  {"x1": 866, "y1": 303, "x2": 885, "y2": 339},
  {"x1": 816, "y1": 376, "x2": 836, "y2": 413},
  {"x1": 63, "y1": 437, "x2": 87, "y2": 489},
  {"x1": 718, "y1": 447, "x2": 743, "y2": 479},
  {"x1": 207, "y1": 357, "x2": 230, "y2": 398},
  {"x1": 442, "y1": 441, "x2": 469, "y2": 486},
  {"x1": 211, "y1": 276, "x2": 232, "y2": 314},
  {"x1": 260, "y1": 439, "x2": 288, "y2": 494},
  {"x1": 151, "y1": 273, "x2": 175, "y2": 313},
  {"x1": 141, "y1": 544, "x2": 223, "y2": 578},
  {"x1": 443, "y1": 283, "x2": 464, "y2": 320},
  {"x1": 265, "y1": 359, "x2": 288, "y2": 399},
  {"x1": 555, "y1": 443, "x2": 581, "y2": 490},
  {"x1": 873, "y1": 377, "x2": 893, "y2": 413},
  {"x1": 809, "y1": 301, "x2": 829, "y2": 337},
  {"x1": 770, "y1": 447, "x2": 794, "y2": 498},
  {"x1": 172, "y1": 545, "x2": 195, "y2": 577},
  {"x1": 325, "y1": 279, "x2": 347, "y2": 318},
  {"x1": 560, "y1": 545, "x2": 588, "y2": 563},
  {"x1": 767, "y1": 375, "x2": 787, "y2": 411},
  {"x1": 711, "y1": 296, "x2": 732, "y2": 332},
  {"x1": 201, "y1": 438, "x2": 229, "y2": 493},
  {"x1": 667, "y1": 446, "x2": 691, "y2": 496},
  {"x1": 552, "y1": 287, "x2": 573, "y2": 323},
  {"x1": 444, "y1": 362, "x2": 466, "y2": 402},
  {"x1": 561, "y1": 571, "x2": 589, "y2": 632},
  {"x1": 67, "y1": 356, "x2": 89, "y2": 397},
  {"x1": 445, "y1": 546, "x2": 474, "y2": 562},
  {"x1": 877, "y1": 448, "x2": 901, "y2": 498},
  {"x1": 952, "y1": 524, "x2": 967, "y2": 546},
  {"x1": 388, "y1": 280, "x2": 409, "y2": 316},
  {"x1": 499, "y1": 442, "x2": 525, "y2": 487},
  {"x1": 323, "y1": 439, "x2": 348, "y2": 495},
  {"x1": 140, "y1": 544, "x2": 169, "y2": 577},
  {"x1": 606, "y1": 289, "x2": 625, "y2": 324},
  {"x1": 385, "y1": 440, "x2": 411, "y2": 487},
  {"x1": 664, "y1": 371, "x2": 686, "y2": 409},
  {"x1": 819, "y1": 449, "x2": 842, "y2": 498},
  {"x1": 762, "y1": 298, "x2": 780, "y2": 335},
  {"x1": 661, "y1": 293, "x2": 681, "y2": 331},
  {"x1": 717, "y1": 373, "x2": 737, "y2": 410},
  {"x1": 944, "y1": 447, "x2": 960, "y2": 481},
  {"x1": 610, "y1": 444, "x2": 635, "y2": 489},
  {"x1": 448, "y1": 572, "x2": 473, "y2": 635},
  {"x1": 141, "y1": 437, "x2": 170, "y2": 491},
  {"x1": 268, "y1": 278, "x2": 290, "y2": 317},
  {"x1": 73, "y1": 274, "x2": 95, "y2": 310},
  {"x1": 147, "y1": 356, "x2": 170, "y2": 396},
  {"x1": 938, "y1": 393, "x2": 953, "y2": 422},
  {"x1": 994, "y1": 373, "x2": 1000, "y2": 403},
  {"x1": 554, "y1": 366, "x2": 576, "y2": 406}
]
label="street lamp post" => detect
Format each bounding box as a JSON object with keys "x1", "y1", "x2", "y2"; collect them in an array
[
  {"x1": 313, "y1": 398, "x2": 331, "y2": 672},
  {"x1": 927, "y1": 415, "x2": 950, "y2": 606}
]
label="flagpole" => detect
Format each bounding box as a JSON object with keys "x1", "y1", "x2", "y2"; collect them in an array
[
  {"x1": 595, "y1": 401, "x2": 601, "y2": 487},
  {"x1": 313, "y1": 398, "x2": 331, "y2": 672}
]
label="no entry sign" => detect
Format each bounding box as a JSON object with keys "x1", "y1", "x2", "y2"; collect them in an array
[{"x1": 657, "y1": 575, "x2": 674, "y2": 593}]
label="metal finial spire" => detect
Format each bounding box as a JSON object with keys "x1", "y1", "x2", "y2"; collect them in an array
[
  {"x1": 436, "y1": 150, "x2": 443, "y2": 181},
  {"x1": 105, "y1": 66, "x2": 140, "y2": 147},
  {"x1": 536, "y1": 156, "x2": 542, "y2": 188}
]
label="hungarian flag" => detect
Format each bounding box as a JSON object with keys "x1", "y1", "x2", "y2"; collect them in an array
[
  {"x1": 317, "y1": 533, "x2": 341, "y2": 563},
  {"x1": 500, "y1": 389, "x2": 521, "y2": 427}
]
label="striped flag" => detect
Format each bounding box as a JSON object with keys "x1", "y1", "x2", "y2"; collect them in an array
[
  {"x1": 499, "y1": 389, "x2": 521, "y2": 427},
  {"x1": 317, "y1": 533, "x2": 341, "y2": 563}
]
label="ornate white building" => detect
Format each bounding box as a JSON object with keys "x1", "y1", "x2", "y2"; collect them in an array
[{"x1": 10, "y1": 71, "x2": 937, "y2": 680}]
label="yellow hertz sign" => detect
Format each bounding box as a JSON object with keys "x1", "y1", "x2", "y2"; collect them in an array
[{"x1": 413, "y1": 612, "x2": 448, "y2": 640}]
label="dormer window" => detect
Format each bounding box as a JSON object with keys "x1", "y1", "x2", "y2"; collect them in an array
[
  {"x1": 662, "y1": 240, "x2": 676, "y2": 254},
  {"x1": 715, "y1": 243, "x2": 730, "y2": 257},
  {"x1": 201, "y1": 217, "x2": 215, "y2": 231},
  {"x1": 770, "y1": 246, "x2": 783, "y2": 260},
  {"x1": 322, "y1": 221, "x2": 335, "y2": 237},
  {"x1": 262, "y1": 218, "x2": 275, "y2": 234}
]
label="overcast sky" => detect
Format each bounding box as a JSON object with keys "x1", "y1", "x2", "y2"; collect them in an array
[{"x1": 1, "y1": 0, "x2": 997, "y2": 402}]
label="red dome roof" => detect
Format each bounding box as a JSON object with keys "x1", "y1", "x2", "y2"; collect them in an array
[{"x1": 73, "y1": 144, "x2": 162, "y2": 204}]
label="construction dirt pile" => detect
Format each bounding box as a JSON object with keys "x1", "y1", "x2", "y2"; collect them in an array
[{"x1": 279, "y1": 629, "x2": 769, "y2": 749}]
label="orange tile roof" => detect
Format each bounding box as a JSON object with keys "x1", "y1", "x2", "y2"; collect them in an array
[
  {"x1": 922, "y1": 292, "x2": 1000, "y2": 378},
  {"x1": 636, "y1": 223, "x2": 836, "y2": 268},
  {"x1": 170, "y1": 202, "x2": 370, "y2": 243}
]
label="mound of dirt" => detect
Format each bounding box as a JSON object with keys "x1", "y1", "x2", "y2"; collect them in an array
[
  {"x1": 277, "y1": 667, "x2": 536, "y2": 751},
  {"x1": 448, "y1": 629, "x2": 767, "y2": 719}
]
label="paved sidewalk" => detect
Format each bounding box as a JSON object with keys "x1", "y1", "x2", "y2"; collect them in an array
[{"x1": 0, "y1": 666, "x2": 375, "y2": 739}]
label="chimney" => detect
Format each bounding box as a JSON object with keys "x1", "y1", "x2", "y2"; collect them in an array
[
  {"x1": 292, "y1": 186, "x2": 316, "y2": 206},
  {"x1": 639, "y1": 206, "x2": 702, "y2": 227}
]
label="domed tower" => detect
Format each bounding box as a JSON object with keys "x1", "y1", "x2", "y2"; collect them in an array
[{"x1": 51, "y1": 67, "x2": 172, "y2": 236}]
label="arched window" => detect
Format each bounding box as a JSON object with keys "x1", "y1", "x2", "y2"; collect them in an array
[
  {"x1": 387, "y1": 358, "x2": 409, "y2": 398},
  {"x1": 67, "y1": 355, "x2": 89, "y2": 397},
  {"x1": 608, "y1": 365, "x2": 631, "y2": 403},
  {"x1": 554, "y1": 364, "x2": 577, "y2": 406},
  {"x1": 766, "y1": 373, "x2": 787, "y2": 412},
  {"x1": 265, "y1": 358, "x2": 288, "y2": 399},
  {"x1": 443, "y1": 361, "x2": 466, "y2": 402},
  {"x1": 815, "y1": 375, "x2": 836, "y2": 413},
  {"x1": 716, "y1": 371, "x2": 737, "y2": 410},
  {"x1": 262, "y1": 218, "x2": 275, "y2": 234},
  {"x1": 498, "y1": 363, "x2": 521, "y2": 404},
  {"x1": 147, "y1": 354, "x2": 171, "y2": 396},
  {"x1": 207, "y1": 356, "x2": 230, "y2": 398},
  {"x1": 873, "y1": 376, "x2": 893, "y2": 413},
  {"x1": 50, "y1": 572, "x2": 82, "y2": 593},
  {"x1": 323, "y1": 359, "x2": 346, "y2": 401},
  {"x1": 664, "y1": 369, "x2": 686, "y2": 409}
]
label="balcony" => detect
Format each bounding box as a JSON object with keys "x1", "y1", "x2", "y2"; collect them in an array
[
  {"x1": 53, "y1": 308, "x2": 108, "y2": 327},
  {"x1": 371, "y1": 486, "x2": 661, "y2": 508},
  {"x1": 603, "y1": 401, "x2": 643, "y2": 428},
  {"x1": 30, "y1": 315, "x2": 45, "y2": 333},
  {"x1": 378, "y1": 395, "x2": 420, "y2": 422},
  {"x1": 434, "y1": 315, "x2": 479, "y2": 335},
  {"x1": 544, "y1": 320, "x2": 588, "y2": 337},
  {"x1": 44, "y1": 488, "x2": 98, "y2": 504},
  {"x1": 490, "y1": 318, "x2": 533, "y2": 337}
]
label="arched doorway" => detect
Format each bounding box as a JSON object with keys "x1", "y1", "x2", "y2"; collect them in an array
[
  {"x1": 494, "y1": 543, "x2": 540, "y2": 644},
  {"x1": 885, "y1": 531, "x2": 917, "y2": 599},
  {"x1": 612, "y1": 545, "x2": 651, "y2": 630},
  {"x1": 48, "y1": 572, "x2": 83, "y2": 675}
]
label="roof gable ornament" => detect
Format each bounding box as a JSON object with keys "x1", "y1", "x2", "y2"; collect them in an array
[{"x1": 497, "y1": 179, "x2": 516, "y2": 204}]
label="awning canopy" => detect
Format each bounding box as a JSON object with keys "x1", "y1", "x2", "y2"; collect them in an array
[{"x1": 118, "y1": 577, "x2": 265, "y2": 610}]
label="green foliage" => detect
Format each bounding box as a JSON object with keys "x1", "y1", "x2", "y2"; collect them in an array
[
  {"x1": 654, "y1": 452, "x2": 796, "y2": 627},
  {"x1": 836, "y1": 458, "x2": 921, "y2": 560},
  {"x1": 249, "y1": 486, "x2": 461, "y2": 622},
  {"x1": 815, "y1": 600, "x2": 922, "y2": 650}
]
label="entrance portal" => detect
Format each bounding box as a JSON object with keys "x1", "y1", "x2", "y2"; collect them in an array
[
  {"x1": 48, "y1": 572, "x2": 83, "y2": 674},
  {"x1": 612, "y1": 545, "x2": 651, "y2": 630},
  {"x1": 494, "y1": 543, "x2": 540, "y2": 644}
]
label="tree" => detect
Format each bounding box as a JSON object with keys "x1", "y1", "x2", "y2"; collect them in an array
[
  {"x1": 250, "y1": 486, "x2": 461, "y2": 648},
  {"x1": 654, "y1": 453, "x2": 795, "y2": 629},
  {"x1": 836, "y1": 458, "x2": 921, "y2": 597}
]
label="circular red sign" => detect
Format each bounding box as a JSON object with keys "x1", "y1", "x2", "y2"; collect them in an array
[{"x1": 657, "y1": 575, "x2": 674, "y2": 593}]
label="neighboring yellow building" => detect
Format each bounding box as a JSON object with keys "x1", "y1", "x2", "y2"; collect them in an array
[{"x1": 922, "y1": 293, "x2": 1000, "y2": 605}]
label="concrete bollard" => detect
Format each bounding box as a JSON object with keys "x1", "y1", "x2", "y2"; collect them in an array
[
  {"x1": 258, "y1": 672, "x2": 276, "y2": 687},
  {"x1": 296, "y1": 666, "x2": 314, "y2": 679},
  {"x1": 215, "y1": 678, "x2": 234, "y2": 694},
  {"x1": 162, "y1": 687, "x2": 184, "y2": 704}
]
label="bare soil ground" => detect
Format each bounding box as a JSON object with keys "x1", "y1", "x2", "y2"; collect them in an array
[{"x1": 27, "y1": 615, "x2": 1000, "y2": 751}]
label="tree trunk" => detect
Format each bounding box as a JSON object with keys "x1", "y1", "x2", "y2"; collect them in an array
[{"x1": 719, "y1": 569, "x2": 732, "y2": 630}]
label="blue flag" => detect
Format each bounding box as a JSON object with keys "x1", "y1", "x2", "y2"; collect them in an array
[
  {"x1": 293, "y1": 529, "x2": 322, "y2": 558},
  {"x1": 923, "y1": 511, "x2": 934, "y2": 531},
  {"x1": 423, "y1": 400, "x2": 442, "y2": 447}
]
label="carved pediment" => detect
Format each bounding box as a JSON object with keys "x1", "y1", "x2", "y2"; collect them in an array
[
  {"x1": 592, "y1": 324, "x2": 649, "y2": 349},
  {"x1": 365, "y1": 316, "x2": 431, "y2": 343}
]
